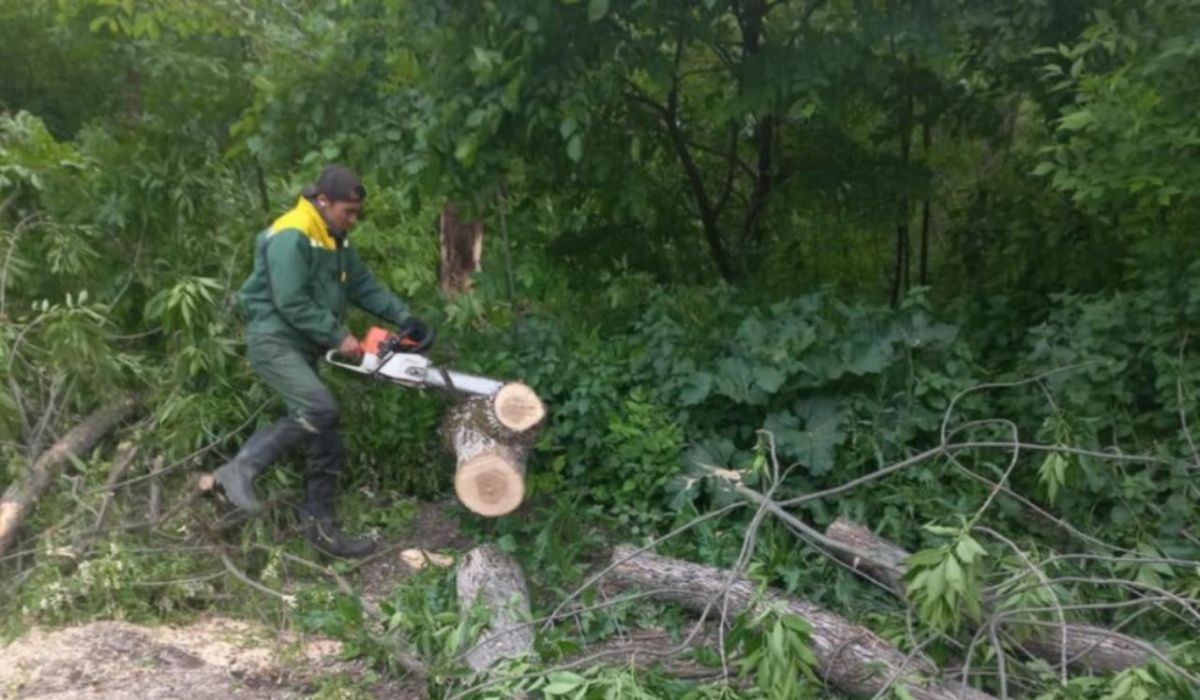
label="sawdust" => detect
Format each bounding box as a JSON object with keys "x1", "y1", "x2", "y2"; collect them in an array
[
  {"x1": 0, "y1": 616, "x2": 378, "y2": 699},
  {"x1": 0, "y1": 501, "x2": 468, "y2": 699}
]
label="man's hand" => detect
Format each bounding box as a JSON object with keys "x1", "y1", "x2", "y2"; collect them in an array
[
  {"x1": 396, "y1": 317, "x2": 435, "y2": 354},
  {"x1": 337, "y1": 333, "x2": 364, "y2": 364}
]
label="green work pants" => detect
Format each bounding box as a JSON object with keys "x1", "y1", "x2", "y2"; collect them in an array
[{"x1": 232, "y1": 333, "x2": 345, "y2": 518}]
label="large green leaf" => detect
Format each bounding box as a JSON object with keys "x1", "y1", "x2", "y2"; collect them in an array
[{"x1": 762, "y1": 397, "x2": 842, "y2": 474}]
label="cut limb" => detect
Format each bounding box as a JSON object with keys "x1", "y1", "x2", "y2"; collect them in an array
[
  {"x1": 0, "y1": 397, "x2": 139, "y2": 557},
  {"x1": 443, "y1": 386, "x2": 545, "y2": 517},
  {"x1": 825, "y1": 518, "x2": 1153, "y2": 674},
  {"x1": 608, "y1": 545, "x2": 995, "y2": 700},
  {"x1": 456, "y1": 544, "x2": 534, "y2": 672}
]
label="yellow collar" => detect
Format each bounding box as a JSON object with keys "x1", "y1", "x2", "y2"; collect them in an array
[{"x1": 269, "y1": 197, "x2": 338, "y2": 250}]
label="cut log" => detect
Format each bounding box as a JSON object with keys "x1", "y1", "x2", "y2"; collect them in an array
[
  {"x1": 456, "y1": 544, "x2": 534, "y2": 672},
  {"x1": 492, "y1": 382, "x2": 545, "y2": 434},
  {"x1": 442, "y1": 386, "x2": 545, "y2": 517},
  {"x1": 608, "y1": 545, "x2": 995, "y2": 700},
  {"x1": 0, "y1": 397, "x2": 138, "y2": 557},
  {"x1": 825, "y1": 518, "x2": 1153, "y2": 674}
]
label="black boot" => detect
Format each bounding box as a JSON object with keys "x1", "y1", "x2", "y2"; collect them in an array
[
  {"x1": 214, "y1": 417, "x2": 311, "y2": 514},
  {"x1": 214, "y1": 458, "x2": 264, "y2": 513},
  {"x1": 300, "y1": 514, "x2": 376, "y2": 559},
  {"x1": 297, "y1": 425, "x2": 373, "y2": 557}
]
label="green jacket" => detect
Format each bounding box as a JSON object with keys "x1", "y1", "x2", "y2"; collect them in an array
[{"x1": 238, "y1": 196, "x2": 410, "y2": 352}]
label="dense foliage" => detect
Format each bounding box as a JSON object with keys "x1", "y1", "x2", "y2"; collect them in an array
[{"x1": 2, "y1": 1, "x2": 1198, "y2": 698}]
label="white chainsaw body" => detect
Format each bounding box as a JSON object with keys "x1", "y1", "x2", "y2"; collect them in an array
[{"x1": 324, "y1": 351, "x2": 503, "y2": 397}]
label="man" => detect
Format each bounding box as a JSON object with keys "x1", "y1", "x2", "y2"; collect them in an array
[{"x1": 215, "y1": 165, "x2": 432, "y2": 558}]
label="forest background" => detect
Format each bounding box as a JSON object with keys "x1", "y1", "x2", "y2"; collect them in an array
[{"x1": 2, "y1": 0, "x2": 1199, "y2": 698}]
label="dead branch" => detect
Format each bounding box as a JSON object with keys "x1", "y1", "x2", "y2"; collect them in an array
[{"x1": 0, "y1": 396, "x2": 139, "y2": 557}]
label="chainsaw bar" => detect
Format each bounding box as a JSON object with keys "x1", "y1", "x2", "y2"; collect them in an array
[{"x1": 324, "y1": 350, "x2": 504, "y2": 397}]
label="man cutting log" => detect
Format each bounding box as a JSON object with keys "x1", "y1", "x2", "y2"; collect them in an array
[{"x1": 215, "y1": 165, "x2": 433, "y2": 558}]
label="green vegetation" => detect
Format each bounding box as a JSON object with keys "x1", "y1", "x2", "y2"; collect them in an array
[{"x1": 2, "y1": 0, "x2": 1199, "y2": 698}]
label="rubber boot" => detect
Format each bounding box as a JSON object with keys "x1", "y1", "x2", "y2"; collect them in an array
[
  {"x1": 297, "y1": 426, "x2": 374, "y2": 558},
  {"x1": 214, "y1": 417, "x2": 311, "y2": 514},
  {"x1": 300, "y1": 514, "x2": 376, "y2": 559},
  {"x1": 214, "y1": 459, "x2": 264, "y2": 513}
]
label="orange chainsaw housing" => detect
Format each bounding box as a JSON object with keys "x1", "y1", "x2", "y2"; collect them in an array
[
  {"x1": 362, "y1": 326, "x2": 394, "y2": 355},
  {"x1": 362, "y1": 326, "x2": 420, "y2": 355}
]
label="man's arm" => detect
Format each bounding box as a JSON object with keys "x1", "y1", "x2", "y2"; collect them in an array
[
  {"x1": 345, "y1": 246, "x2": 410, "y2": 326},
  {"x1": 266, "y1": 230, "x2": 349, "y2": 348}
]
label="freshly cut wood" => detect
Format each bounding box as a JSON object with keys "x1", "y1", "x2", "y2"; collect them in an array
[
  {"x1": 455, "y1": 450, "x2": 525, "y2": 517},
  {"x1": 456, "y1": 544, "x2": 534, "y2": 672},
  {"x1": 0, "y1": 397, "x2": 138, "y2": 556},
  {"x1": 492, "y1": 382, "x2": 545, "y2": 434},
  {"x1": 443, "y1": 387, "x2": 545, "y2": 517},
  {"x1": 608, "y1": 545, "x2": 994, "y2": 700},
  {"x1": 824, "y1": 518, "x2": 1153, "y2": 674}
]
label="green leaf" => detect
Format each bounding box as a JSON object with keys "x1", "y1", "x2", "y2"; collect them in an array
[
  {"x1": 566, "y1": 134, "x2": 582, "y2": 162},
  {"x1": 943, "y1": 554, "x2": 965, "y2": 590},
  {"x1": 714, "y1": 357, "x2": 755, "y2": 404},
  {"x1": 587, "y1": 0, "x2": 609, "y2": 22},
  {"x1": 955, "y1": 536, "x2": 987, "y2": 565},
  {"x1": 679, "y1": 372, "x2": 713, "y2": 405},
  {"x1": 1032, "y1": 161, "x2": 1056, "y2": 176},
  {"x1": 1059, "y1": 109, "x2": 1095, "y2": 131},
  {"x1": 753, "y1": 365, "x2": 786, "y2": 393}
]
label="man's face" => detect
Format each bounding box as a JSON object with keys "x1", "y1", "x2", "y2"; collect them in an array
[{"x1": 317, "y1": 195, "x2": 362, "y2": 234}]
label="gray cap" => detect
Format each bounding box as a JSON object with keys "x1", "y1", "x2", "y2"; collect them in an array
[{"x1": 309, "y1": 164, "x2": 366, "y2": 202}]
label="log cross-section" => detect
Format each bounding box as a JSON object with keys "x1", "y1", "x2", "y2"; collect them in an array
[{"x1": 608, "y1": 545, "x2": 995, "y2": 700}]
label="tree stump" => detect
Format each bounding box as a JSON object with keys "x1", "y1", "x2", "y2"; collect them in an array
[{"x1": 442, "y1": 383, "x2": 545, "y2": 517}]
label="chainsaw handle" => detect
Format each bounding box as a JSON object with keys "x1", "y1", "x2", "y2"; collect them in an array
[{"x1": 324, "y1": 350, "x2": 369, "y2": 372}]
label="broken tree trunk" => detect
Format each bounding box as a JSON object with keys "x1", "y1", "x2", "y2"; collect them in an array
[
  {"x1": 0, "y1": 397, "x2": 138, "y2": 557},
  {"x1": 442, "y1": 384, "x2": 545, "y2": 517},
  {"x1": 456, "y1": 544, "x2": 534, "y2": 672},
  {"x1": 439, "y1": 202, "x2": 485, "y2": 298},
  {"x1": 825, "y1": 518, "x2": 1153, "y2": 674},
  {"x1": 608, "y1": 545, "x2": 994, "y2": 700}
]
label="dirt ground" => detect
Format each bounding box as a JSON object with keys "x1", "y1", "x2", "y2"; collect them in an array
[
  {"x1": 0, "y1": 616, "x2": 388, "y2": 699},
  {"x1": 1, "y1": 501, "x2": 467, "y2": 700}
]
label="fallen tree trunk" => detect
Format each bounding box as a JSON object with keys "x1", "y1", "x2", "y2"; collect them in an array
[
  {"x1": 825, "y1": 518, "x2": 1153, "y2": 674},
  {"x1": 442, "y1": 384, "x2": 545, "y2": 517},
  {"x1": 559, "y1": 625, "x2": 729, "y2": 681},
  {"x1": 608, "y1": 545, "x2": 994, "y2": 700},
  {"x1": 456, "y1": 544, "x2": 534, "y2": 672},
  {"x1": 0, "y1": 397, "x2": 138, "y2": 557}
]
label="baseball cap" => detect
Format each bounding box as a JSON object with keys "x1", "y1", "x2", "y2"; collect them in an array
[{"x1": 312, "y1": 164, "x2": 367, "y2": 202}]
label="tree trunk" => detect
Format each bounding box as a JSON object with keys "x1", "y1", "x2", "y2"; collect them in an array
[
  {"x1": 0, "y1": 397, "x2": 138, "y2": 556},
  {"x1": 919, "y1": 118, "x2": 933, "y2": 287},
  {"x1": 441, "y1": 384, "x2": 545, "y2": 517},
  {"x1": 439, "y1": 202, "x2": 485, "y2": 298},
  {"x1": 456, "y1": 544, "x2": 534, "y2": 672},
  {"x1": 824, "y1": 518, "x2": 1153, "y2": 674},
  {"x1": 607, "y1": 545, "x2": 995, "y2": 700}
]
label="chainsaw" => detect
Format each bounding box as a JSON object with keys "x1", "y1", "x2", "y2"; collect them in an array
[{"x1": 323, "y1": 326, "x2": 503, "y2": 396}]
